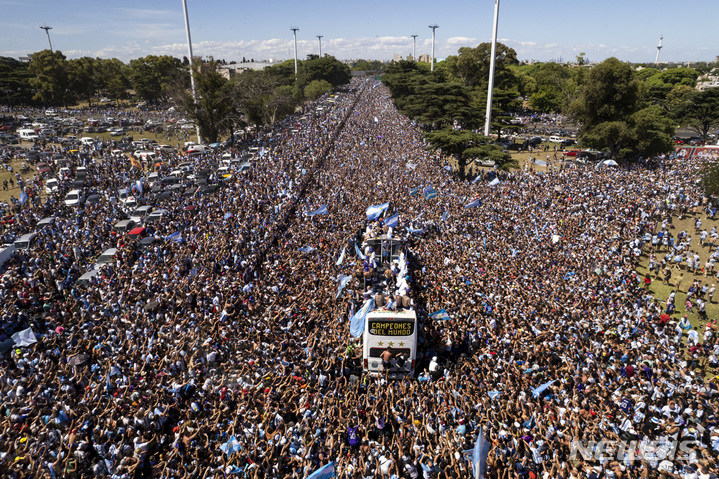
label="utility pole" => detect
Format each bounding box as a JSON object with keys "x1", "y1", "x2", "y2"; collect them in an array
[
  {"x1": 411, "y1": 34, "x2": 418, "y2": 61},
  {"x1": 484, "y1": 0, "x2": 500, "y2": 137},
  {"x1": 317, "y1": 35, "x2": 323, "y2": 58},
  {"x1": 39, "y1": 25, "x2": 53, "y2": 52},
  {"x1": 181, "y1": 0, "x2": 201, "y2": 144},
  {"x1": 291, "y1": 27, "x2": 299, "y2": 75},
  {"x1": 428, "y1": 25, "x2": 439, "y2": 71}
]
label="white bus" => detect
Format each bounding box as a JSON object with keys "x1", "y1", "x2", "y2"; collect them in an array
[{"x1": 363, "y1": 308, "x2": 418, "y2": 377}]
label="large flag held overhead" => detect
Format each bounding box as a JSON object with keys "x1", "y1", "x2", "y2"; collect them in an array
[
  {"x1": 409, "y1": 186, "x2": 422, "y2": 196},
  {"x1": 11, "y1": 328, "x2": 37, "y2": 347},
  {"x1": 350, "y1": 298, "x2": 375, "y2": 338},
  {"x1": 135, "y1": 177, "x2": 144, "y2": 194},
  {"x1": 298, "y1": 246, "x2": 317, "y2": 253},
  {"x1": 532, "y1": 379, "x2": 555, "y2": 398},
  {"x1": 336, "y1": 246, "x2": 346, "y2": 266},
  {"x1": 366, "y1": 202, "x2": 389, "y2": 220},
  {"x1": 19, "y1": 189, "x2": 28, "y2": 205},
  {"x1": 354, "y1": 242, "x2": 366, "y2": 260},
  {"x1": 219, "y1": 436, "x2": 243, "y2": 456},
  {"x1": 424, "y1": 185, "x2": 438, "y2": 199},
  {"x1": 473, "y1": 428, "x2": 491, "y2": 479},
  {"x1": 465, "y1": 198, "x2": 482, "y2": 209},
  {"x1": 336, "y1": 274, "x2": 353, "y2": 299},
  {"x1": 385, "y1": 213, "x2": 399, "y2": 228},
  {"x1": 429, "y1": 309, "x2": 451, "y2": 321},
  {"x1": 307, "y1": 204, "x2": 329, "y2": 216},
  {"x1": 488, "y1": 178, "x2": 500, "y2": 186},
  {"x1": 307, "y1": 461, "x2": 336, "y2": 479}
]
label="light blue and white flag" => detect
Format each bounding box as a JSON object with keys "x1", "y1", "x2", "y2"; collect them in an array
[
  {"x1": 19, "y1": 189, "x2": 28, "y2": 205},
  {"x1": 354, "y1": 242, "x2": 366, "y2": 260},
  {"x1": 219, "y1": 435, "x2": 243, "y2": 456},
  {"x1": 307, "y1": 204, "x2": 329, "y2": 216},
  {"x1": 307, "y1": 461, "x2": 335, "y2": 479},
  {"x1": 385, "y1": 213, "x2": 399, "y2": 228},
  {"x1": 167, "y1": 231, "x2": 182, "y2": 242},
  {"x1": 336, "y1": 246, "x2": 346, "y2": 266},
  {"x1": 429, "y1": 309, "x2": 451, "y2": 320},
  {"x1": 298, "y1": 246, "x2": 316, "y2": 253},
  {"x1": 136, "y1": 177, "x2": 143, "y2": 194},
  {"x1": 488, "y1": 178, "x2": 500, "y2": 186},
  {"x1": 472, "y1": 174, "x2": 482, "y2": 184},
  {"x1": 336, "y1": 274, "x2": 352, "y2": 299},
  {"x1": 487, "y1": 391, "x2": 501, "y2": 400},
  {"x1": 407, "y1": 226, "x2": 425, "y2": 235},
  {"x1": 409, "y1": 186, "x2": 422, "y2": 196},
  {"x1": 441, "y1": 211, "x2": 450, "y2": 222},
  {"x1": 473, "y1": 428, "x2": 491, "y2": 479},
  {"x1": 366, "y1": 202, "x2": 389, "y2": 220},
  {"x1": 532, "y1": 380, "x2": 555, "y2": 398},
  {"x1": 11, "y1": 328, "x2": 36, "y2": 347},
  {"x1": 465, "y1": 198, "x2": 482, "y2": 209},
  {"x1": 350, "y1": 298, "x2": 375, "y2": 338}
]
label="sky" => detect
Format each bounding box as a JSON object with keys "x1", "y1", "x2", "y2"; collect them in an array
[{"x1": 1, "y1": 0, "x2": 718, "y2": 65}]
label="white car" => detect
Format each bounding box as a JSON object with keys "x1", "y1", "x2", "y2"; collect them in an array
[
  {"x1": 45, "y1": 178, "x2": 59, "y2": 194},
  {"x1": 64, "y1": 189, "x2": 85, "y2": 207},
  {"x1": 187, "y1": 144, "x2": 206, "y2": 154}
]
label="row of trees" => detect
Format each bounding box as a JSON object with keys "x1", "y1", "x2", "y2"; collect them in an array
[
  {"x1": 383, "y1": 43, "x2": 719, "y2": 165},
  {"x1": 0, "y1": 50, "x2": 353, "y2": 143}
]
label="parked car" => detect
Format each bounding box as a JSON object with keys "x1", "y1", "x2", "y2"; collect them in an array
[
  {"x1": 45, "y1": 178, "x2": 59, "y2": 194},
  {"x1": 64, "y1": 189, "x2": 85, "y2": 207}
]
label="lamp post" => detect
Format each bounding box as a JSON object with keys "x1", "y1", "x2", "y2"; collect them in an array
[
  {"x1": 317, "y1": 35, "x2": 323, "y2": 57},
  {"x1": 484, "y1": 0, "x2": 500, "y2": 137},
  {"x1": 291, "y1": 27, "x2": 299, "y2": 75},
  {"x1": 181, "y1": 0, "x2": 201, "y2": 144},
  {"x1": 411, "y1": 34, "x2": 418, "y2": 61},
  {"x1": 428, "y1": 25, "x2": 439, "y2": 71},
  {"x1": 39, "y1": 25, "x2": 53, "y2": 52}
]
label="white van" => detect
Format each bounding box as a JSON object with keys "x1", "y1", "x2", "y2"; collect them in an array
[
  {"x1": 18, "y1": 129, "x2": 39, "y2": 141},
  {"x1": 80, "y1": 137, "x2": 94, "y2": 146},
  {"x1": 549, "y1": 136, "x2": 562, "y2": 143}
]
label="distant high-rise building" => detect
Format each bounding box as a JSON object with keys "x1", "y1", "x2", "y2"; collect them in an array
[{"x1": 393, "y1": 54, "x2": 403, "y2": 62}]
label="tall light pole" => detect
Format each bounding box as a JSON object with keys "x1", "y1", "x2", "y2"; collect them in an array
[
  {"x1": 291, "y1": 27, "x2": 299, "y2": 75},
  {"x1": 39, "y1": 25, "x2": 53, "y2": 52},
  {"x1": 181, "y1": 0, "x2": 202, "y2": 144},
  {"x1": 484, "y1": 0, "x2": 500, "y2": 137},
  {"x1": 317, "y1": 35, "x2": 323, "y2": 57},
  {"x1": 428, "y1": 25, "x2": 439, "y2": 71},
  {"x1": 411, "y1": 34, "x2": 418, "y2": 61},
  {"x1": 655, "y1": 34, "x2": 664, "y2": 65}
]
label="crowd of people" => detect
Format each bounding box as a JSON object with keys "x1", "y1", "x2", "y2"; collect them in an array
[{"x1": 0, "y1": 77, "x2": 718, "y2": 479}]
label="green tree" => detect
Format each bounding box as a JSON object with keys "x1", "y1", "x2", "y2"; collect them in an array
[
  {"x1": 174, "y1": 62, "x2": 231, "y2": 143},
  {"x1": 402, "y1": 81, "x2": 479, "y2": 130},
  {"x1": 425, "y1": 128, "x2": 512, "y2": 177},
  {"x1": 304, "y1": 79, "x2": 332, "y2": 99},
  {"x1": 296, "y1": 55, "x2": 351, "y2": 92},
  {"x1": 444, "y1": 43, "x2": 518, "y2": 89},
  {"x1": 571, "y1": 58, "x2": 674, "y2": 159},
  {"x1": 67, "y1": 56, "x2": 98, "y2": 104},
  {"x1": 682, "y1": 88, "x2": 719, "y2": 140},
  {"x1": 129, "y1": 55, "x2": 185, "y2": 103},
  {"x1": 228, "y1": 69, "x2": 298, "y2": 127},
  {"x1": 0, "y1": 57, "x2": 34, "y2": 106},
  {"x1": 27, "y1": 49, "x2": 70, "y2": 106},
  {"x1": 97, "y1": 58, "x2": 131, "y2": 100}
]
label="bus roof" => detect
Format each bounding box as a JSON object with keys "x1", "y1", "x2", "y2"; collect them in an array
[{"x1": 366, "y1": 309, "x2": 416, "y2": 320}]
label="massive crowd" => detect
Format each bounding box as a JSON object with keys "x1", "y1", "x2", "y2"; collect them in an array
[{"x1": 0, "y1": 78, "x2": 718, "y2": 479}]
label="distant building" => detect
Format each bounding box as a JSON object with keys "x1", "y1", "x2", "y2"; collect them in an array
[
  {"x1": 418, "y1": 54, "x2": 431, "y2": 63},
  {"x1": 392, "y1": 54, "x2": 403, "y2": 62},
  {"x1": 697, "y1": 74, "x2": 719, "y2": 91}
]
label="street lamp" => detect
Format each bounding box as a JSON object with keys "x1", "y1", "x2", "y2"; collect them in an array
[
  {"x1": 317, "y1": 35, "x2": 323, "y2": 57},
  {"x1": 291, "y1": 27, "x2": 299, "y2": 75},
  {"x1": 428, "y1": 25, "x2": 439, "y2": 71},
  {"x1": 411, "y1": 34, "x2": 418, "y2": 61},
  {"x1": 181, "y1": 0, "x2": 202, "y2": 144},
  {"x1": 39, "y1": 25, "x2": 53, "y2": 52},
  {"x1": 484, "y1": 0, "x2": 500, "y2": 137}
]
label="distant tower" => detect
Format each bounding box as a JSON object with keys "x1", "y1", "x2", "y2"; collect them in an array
[
  {"x1": 655, "y1": 35, "x2": 663, "y2": 65},
  {"x1": 39, "y1": 25, "x2": 53, "y2": 52}
]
